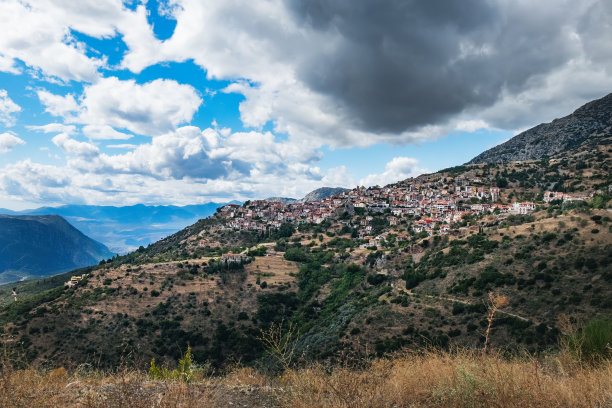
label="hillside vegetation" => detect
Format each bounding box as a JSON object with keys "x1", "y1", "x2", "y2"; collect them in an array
[
  {"x1": 0, "y1": 98, "x2": 611, "y2": 406},
  {"x1": 1, "y1": 153, "x2": 609, "y2": 369}
]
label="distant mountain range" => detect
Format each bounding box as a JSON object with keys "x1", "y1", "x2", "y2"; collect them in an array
[
  {"x1": 0, "y1": 203, "x2": 229, "y2": 254},
  {"x1": 0, "y1": 215, "x2": 114, "y2": 284},
  {"x1": 469, "y1": 92, "x2": 612, "y2": 164},
  {"x1": 265, "y1": 187, "x2": 350, "y2": 203}
]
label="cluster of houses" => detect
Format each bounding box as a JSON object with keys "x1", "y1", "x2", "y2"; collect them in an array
[
  {"x1": 64, "y1": 273, "x2": 88, "y2": 288},
  {"x1": 215, "y1": 177, "x2": 563, "y2": 240},
  {"x1": 543, "y1": 191, "x2": 589, "y2": 203}
]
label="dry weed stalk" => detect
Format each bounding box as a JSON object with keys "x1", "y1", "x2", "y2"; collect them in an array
[
  {"x1": 483, "y1": 291, "x2": 509, "y2": 355},
  {"x1": 258, "y1": 319, "x2": 299, "y2": 371}
]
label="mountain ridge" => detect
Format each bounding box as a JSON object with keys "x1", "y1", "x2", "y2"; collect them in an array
[{"x1": 469, "y1": 92, "x2": 612, "y2": 164}]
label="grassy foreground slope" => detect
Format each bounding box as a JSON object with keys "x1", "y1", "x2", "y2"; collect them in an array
[{"x1": 1, "y1": 350, "x2": 610, "y2": 407}]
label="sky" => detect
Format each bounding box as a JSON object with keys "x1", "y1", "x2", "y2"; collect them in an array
[{"x1": 0, "y1": 0, "x2": 611, "y2": 210}]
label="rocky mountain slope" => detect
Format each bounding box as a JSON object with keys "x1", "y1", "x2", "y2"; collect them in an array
[
  {"x1": 300, "y1": 187, "x2": 350, "y2": 202},
  {"x1": 469, "y1": 92, "x2": 612, "y2": 164},
  {"x1": 0, "y1": 215, "x2": 114, "y2": 284}
]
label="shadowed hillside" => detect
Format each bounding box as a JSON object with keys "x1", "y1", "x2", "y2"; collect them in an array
[{"x1": 0, "y1": 215, "x2": 114, "y2": 284}]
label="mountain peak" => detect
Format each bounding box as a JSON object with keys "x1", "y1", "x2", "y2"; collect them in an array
[{"x1": 468, "y1": 92, "x2": 612, "y2": 164}]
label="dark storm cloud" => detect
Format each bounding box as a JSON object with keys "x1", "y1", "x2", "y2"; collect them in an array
[{"x1": 287, "y1": 0, "x2": 582, "y2": 133}]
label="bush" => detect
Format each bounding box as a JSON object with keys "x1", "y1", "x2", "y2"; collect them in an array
[
  {"x1": 367, "y1": 274, "x2": 387, "y2": 286},
  {"x1": 563, "y1": 316, "x2": 612, "y2": 364},
  {"x1": 452, "y1": 302, "x2": 466, "y2": 315},
  {"x1": 246, "y1": 246, "x2": 267, "y2": 256},
  {"x1": 404, "y1": 269, "x2": 426, "y2": 290},
  {"x1": 284, "y1": 247, "x2": 310, "y2": 263},
  {"x1": 149, "y1": 346, "x2": 200, "y2": 382}
]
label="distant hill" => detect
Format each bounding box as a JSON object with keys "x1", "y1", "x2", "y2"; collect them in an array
[
  {"x1": 7, "y1": 203, "x2": 229, "y2": 254},
  {"x1": 265, "y1": 187, "x2": 349, "y2": 203},
  {"x1": 469, "y1": 92, "x2": 612, "y2": 164},
  {"x1": 300, "y1": 187, "x2": 350, "y2": 202},
  {"x1": 0, "y1": 215, "x2": 114, "y2": 284}
]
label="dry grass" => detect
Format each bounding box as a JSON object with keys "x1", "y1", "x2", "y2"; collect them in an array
[
  {"x1": 279, "y1": 350, "x2": 612, "y2": 408},
  {"x1": 1, "y1": 350, "x2": 610, "y2": 407}
]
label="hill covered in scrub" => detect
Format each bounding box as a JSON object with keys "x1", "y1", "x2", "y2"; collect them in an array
[
  {"x1": 0, "y1": 141, "x2": 610, "y2": 369},
  {"x1": 0, "y1": 92, "x2": 611, "y2": 371}
]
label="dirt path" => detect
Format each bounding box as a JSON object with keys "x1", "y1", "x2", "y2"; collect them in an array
[{"x1": 399, "y1": 286, "x2": 532, "y2": 322}]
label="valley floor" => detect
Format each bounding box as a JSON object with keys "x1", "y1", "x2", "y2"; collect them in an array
[{"x1": 1, "y1": 350, "x2": 610, "y2": 408}]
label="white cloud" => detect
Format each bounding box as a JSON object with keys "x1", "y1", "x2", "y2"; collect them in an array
[
  {"x1": 83, "y1": 125, "x2": 132, "y2": 140},
  {"x1": 6, "y1": 0, "x2": 610, "y2": 148},
  {"x1": 0, "y1": 124, "x2": 353, "y2": 206},
  {"x1": 0, "y1": 159, "x2": 73, "y2": 204},
  {"x1": 0, "y1": 0, "x2": 158, "y2": 83},
  {"x1": 37, "y1": 91, "x2": 80, "y2": 118},
  {"x1": 27, "y1": 123, "x2": 77, "y2": 135},
  {"x1": 106, "y1": 144, "x2": 138, "y2": 149},
  {"x1": 477, "y1": 56, "x2": 612, "y2": 131},
  {"x1": 51, "y1": 133, "x2": 99, "y2": 157},
  {"x1": 0, "y1": 132, "x2": 25, "y2": 153},
  {"x1": 455, "y1": 120, "x2": 491, "y2": 133},
  {"x1": 79, "y1": 77, "x2": 201, "y2": 136},
  {"x1": 359, "y1": 157, "x2": 428, "y2": 188},
  {"x1": 106, "y1": 0, "x2": 612, "y2": 148},
  {"x1": 0, "y1": 54, "x2": 20, "y2": 74},
  {"x1": 79, "y1": 126, "x2": 319, "y2": 181},
  {"x1": 0, "y1": 90, "x2": 20, "y2": 126},
  {"x1": 0, "y1": 1, "x2": 103, "y2": 82},
  {"x1": 39, "y1": 77, "x2": 202, "y2": 136}
]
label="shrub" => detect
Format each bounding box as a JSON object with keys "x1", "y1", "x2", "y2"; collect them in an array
[
  {"x1": 367, "y1": 274, "x2": 387, "y2": 286},
  {"x1": 563, "y1": 316, "x2": 612, "y2": 365},
  {"x1": 284, "y1": 247, "x2": 310, "y2": 263},
  {"x1": 452, "y1": 302, "x2": 465, "y2": 315},
  {"x1": 448, "y1": 328, "x2": 461, "y2": 337},
  {"x1": 149, "y1": 346, "x2": 200, "y2": 382},
  {"x1": 404, "y1": 269, "x2": 426, "y2": 290},
  {"x1": 247, "y1": 246, "x2": 267, "y2": 257}
]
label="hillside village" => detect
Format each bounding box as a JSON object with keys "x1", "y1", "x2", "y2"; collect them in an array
[{"x1": 216, "y1": 174, "x2": 590, "y2": 240}]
